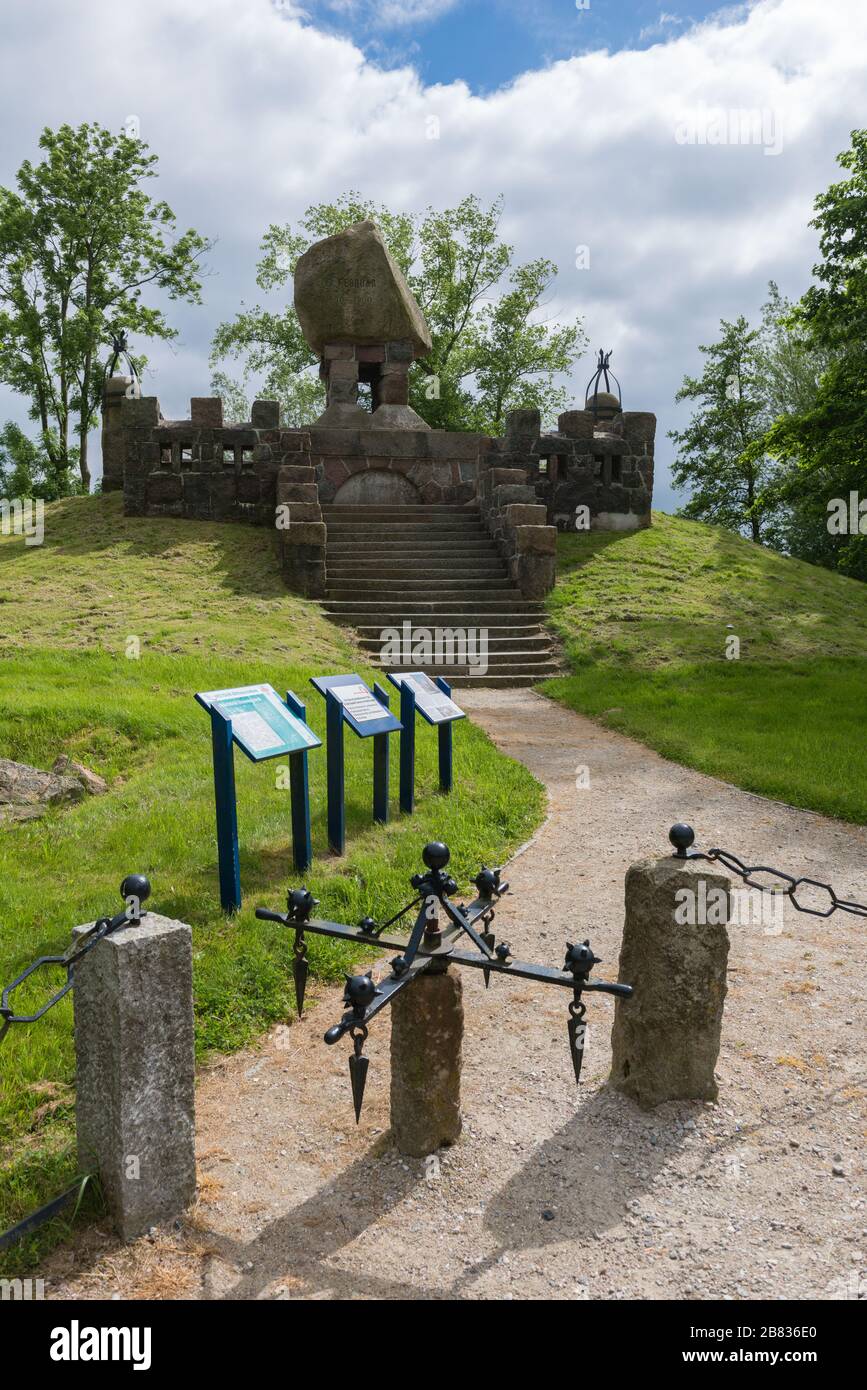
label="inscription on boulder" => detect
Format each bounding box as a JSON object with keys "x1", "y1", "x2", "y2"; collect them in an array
[{"x1": 294, "y1": 221, "x2": 432, "y2": 356}]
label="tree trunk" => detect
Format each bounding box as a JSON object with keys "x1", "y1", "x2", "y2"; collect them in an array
[{"x1": 78, "y1": 355, "x2": 92, "y2": 492}]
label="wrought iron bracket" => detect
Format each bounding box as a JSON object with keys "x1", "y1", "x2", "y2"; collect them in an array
[
  {"x1": 0, "y1": 875, "x2": 151, "y2": 1045},
  {"x1": 256, "y1": 841, "x2": 632, "y2": 1123}
]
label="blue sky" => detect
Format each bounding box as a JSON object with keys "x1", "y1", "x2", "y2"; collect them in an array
[{"x1": 302, "y1": 1, "x2": 732, "y2": 91}]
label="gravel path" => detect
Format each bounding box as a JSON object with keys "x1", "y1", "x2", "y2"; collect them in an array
[{"x1": 49, "y1": 690, "x2": 866, "y2": 1301}]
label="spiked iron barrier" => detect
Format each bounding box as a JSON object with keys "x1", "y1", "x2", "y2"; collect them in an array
[{"x1": 256, "y1": 841, "x2": 634, "y2": 1123}]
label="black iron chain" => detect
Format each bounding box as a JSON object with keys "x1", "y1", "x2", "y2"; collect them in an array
[
  {"x1": 0, "y1": 880, "x2": 150, "y2": 1044},
  {"x1": 670, "y1": 825, "x2": 866, "y2": 920},
  {"x1": 702, "y1": 848, "x2": 866, "y2": 918}
]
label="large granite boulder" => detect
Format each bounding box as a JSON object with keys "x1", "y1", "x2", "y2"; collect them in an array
[
  {"x1": 294, "y1": 221, "x2": 432, "y2": 357},
  {"x1": 0, "y1": 756, "x2": 106, "y2": 824}
]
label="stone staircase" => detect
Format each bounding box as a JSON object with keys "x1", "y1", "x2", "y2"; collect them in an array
[{"x1": 322, "y1": 504, "x2": 560, "y2": 687}]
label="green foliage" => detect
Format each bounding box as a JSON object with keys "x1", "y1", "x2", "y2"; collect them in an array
[
  {"x1": 669, "y1": 315, "x2": 773, "y2": 543},
  {"x1": 210, "y1": 191, "x2": 585, "y2": 433},
  {"x1": 0, "y1": 122, "x2": 211, "y2": 490},
  {"x1": 0, "y1": 420, "x2": 82, "y2": 500},
  {"x1": 759, "y1": 132, "x2": 867, "y2": 580}
]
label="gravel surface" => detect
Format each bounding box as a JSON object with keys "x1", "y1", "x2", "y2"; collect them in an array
[{"x1": 47, "y1": 690, "x2": 866, "y2": 1301}]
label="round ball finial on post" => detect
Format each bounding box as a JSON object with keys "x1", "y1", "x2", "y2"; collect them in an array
[
  {"x1": 668, "y1": 823, "x2": 695, "y2": 857},
  {"x1": 422, "y1": 841, "x2": 450, "y2": 871},
  {"x1": 120, "y1": 873, "x2": 151, "y2": 907}
]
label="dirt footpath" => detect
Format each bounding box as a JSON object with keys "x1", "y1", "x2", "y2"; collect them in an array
[{"x1": 48, "y1": 690, "x2": 866, "y2": 1301}]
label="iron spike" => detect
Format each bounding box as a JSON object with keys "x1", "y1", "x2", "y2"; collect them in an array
[
  {"x1": 293, "y1": 955, "x2": 309, "y2": 1017},
  {"x1": 481, "y1": 930, "x2": 495, "y2": 988},
  {"x1": 567, "y1": 1005, "x2": 588, "y2": 1090},
  {"x1": 348, "y1": 1051, "x2": 370, "y2": 1123}
]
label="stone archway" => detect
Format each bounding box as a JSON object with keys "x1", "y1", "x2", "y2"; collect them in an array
[{"x1": 332, "y1": 469, "x2": 422, "y2": 505}]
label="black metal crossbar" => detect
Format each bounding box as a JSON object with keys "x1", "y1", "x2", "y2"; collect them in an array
[{"x1": 256, "y1": 840, "x2": 633, "y2": 1122}]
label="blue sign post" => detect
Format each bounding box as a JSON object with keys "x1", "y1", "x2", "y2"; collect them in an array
[
  {"x1": 387, "y1": 672, "x2": 465, "y2": 814},
  {"x1": 196, "y1": 684, "x2": 321, "y2": 911},
  {"x1": 311, "y1": 674, "x2": 402, "y2": 854}
]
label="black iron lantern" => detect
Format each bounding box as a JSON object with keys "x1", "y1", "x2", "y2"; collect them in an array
[
  {"x1": 104, "y1": 331, "x2": 140, "y2": 393},
  {"x1": 585, "y1": 349, "x2": 622, "y2": 421}
]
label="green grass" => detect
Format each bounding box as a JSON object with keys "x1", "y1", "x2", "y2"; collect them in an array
[
  {"x1": 0, "y1": 495, "x2": 545, "y2": 1268},
  {"x1": 543, "y1": 512, "x2": 867, "y2": 824}
]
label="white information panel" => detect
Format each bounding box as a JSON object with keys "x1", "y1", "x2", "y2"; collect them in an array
[
  {"x1": 389, "y1": 672, "x2": 465, "y2": 725},
  {"x1": 333, "y1": 681, "x2": 388, "y2": 725}
]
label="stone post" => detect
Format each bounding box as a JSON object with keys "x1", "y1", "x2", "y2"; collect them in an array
[
  {"x1": 101, "y1": 376, "x2": 133, "y2": 492},
  {"x1": 609, "y1": 853, "x2": 732, "y2": 1108},
  {"x1": 73, "y1": 913, "x2": 196, "y2": 1240},
  {"x1": 390, "y1": 964, "x2": 463, "y2": 1157}
]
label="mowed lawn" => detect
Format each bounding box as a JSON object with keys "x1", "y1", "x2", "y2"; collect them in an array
[
  {"x1": 543, "y1": 513, "x2": 867, "y2": 824},
  {"x1": 0, "y1": 495, "x2": 545, "y2": 1262}
]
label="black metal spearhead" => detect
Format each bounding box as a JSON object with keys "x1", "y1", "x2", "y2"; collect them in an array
[
  {"x1": 293, "y1": 950, "x2": 309, "y2": 1018},
  {"x1": 348, "y1": 1045, "x2": 370, "y2": 1124},
  {"x1": 564, "y1": 940, "x2": 599, "y2": 1091}
]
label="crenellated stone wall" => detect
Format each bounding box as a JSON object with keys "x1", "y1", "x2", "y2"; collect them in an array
[
  {"x1": 532, "y1": 407, "x2": 655, "y2": 532},
  {"x1": 120, "y1": 395, "x2": 312, "y2": 525},
  {"x1": 109, "y1": 388, "x2": 654, "y2": 603}
]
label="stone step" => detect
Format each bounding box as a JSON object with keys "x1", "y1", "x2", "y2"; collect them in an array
[
  {"x1": 325, "y1": 526, "x2": 486, "y2": 539},
  {"x1": 324, "y1": 604, "x2": 544, "y2": 619},
  {"x1": 322, "y1": 506, "x2": 480, "y2": 516},
  {"x1": 327, "y1": 553, "x2": 502, "y2": 563},
  {"x1": 363, "y1": 648, "x2": 558, "y2": 667},
  {"x1": 326, "y1": 536, "x2": 500, "y2": 547},
  {"x1": 325, "y1": 522, "x2": 489, "y2": 530},
  {"x1": 327, "y1": 564, "x2": 506, "y2": 578},
  {"x1": 325, "y1": 611, "x2": 541, "y2": 628},
  {"x1": 327, "y1": 550, "x2": 501, "y2": 563},
  {"x1": 327, "y1": 578, "x2": 517, "y2": 592},
  {"x1": 319, "y1": 504, "x2": 555, "y2": 686},
  {"x1": 351, "y1": 624, "x2": 550, "y2": 639},
  {"x1": 356, "y1": 636, "x2": 555, "y2": 654},
  {"x1": 367, "y1": 664, "x2": 559, "y2": 685}
]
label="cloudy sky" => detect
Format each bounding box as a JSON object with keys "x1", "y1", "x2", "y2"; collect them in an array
[{"x1": 0, "y1": 0, "x2": 864, "y2": 509}]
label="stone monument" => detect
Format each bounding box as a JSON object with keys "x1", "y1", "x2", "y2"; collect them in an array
[{"x1": 294, "y1": 220, "x2": 432, "y2": 431}]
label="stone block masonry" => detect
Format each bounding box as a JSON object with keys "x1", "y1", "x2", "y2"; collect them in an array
[
  {"x1": 73, "y1": 912, "x2": 196, "y2": 1240},
  {"x1": 114, "y1": 390, "x2": 653, "y2": 606},
  {"x1": 121, "y1": 396, "x2": 311, "y2": 527},
  {"x1": 535, "y1": 407, "x2": 655, "y2": 532}
]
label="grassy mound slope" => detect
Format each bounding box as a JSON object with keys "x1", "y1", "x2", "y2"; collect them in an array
[
  {"x1": 0, "y1": 494, "x2": 544, "y2": 1256},
  {"x1": 543, "y1": 512, "x2": 867, "y2": 824}
]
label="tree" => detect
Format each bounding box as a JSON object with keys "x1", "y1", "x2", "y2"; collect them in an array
[
  {"x1": 210, "y1": 191, "x2": 584, "y2": 432},
  {"x1": 669, "y1": 316, "x2": 773, "y2": 543},
  {"x1": 759, "y1": 130, "x2": 867, "y2": 579},
  {"x1": 0, "y1": 420, "x2": 80, "y2": 500},
  {"x1": 0, "y1": 123, "x2": 211, "y2": 490}
]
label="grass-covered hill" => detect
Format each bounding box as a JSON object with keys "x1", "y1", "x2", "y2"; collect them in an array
[
  {"x1": 543, "y1": 512, "x2": 867, "y2": 824},
  {"x1": 0, "y1": 494, "x2": 544, "y2": 1256}
]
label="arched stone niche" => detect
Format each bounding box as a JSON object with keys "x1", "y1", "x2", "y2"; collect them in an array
[{"x1": 332, "y1": 469, "x2": 422, "y2": 505}]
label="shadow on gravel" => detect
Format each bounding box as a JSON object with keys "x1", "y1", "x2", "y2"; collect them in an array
[{"x1": 450, "y1": 1087, "x2": 679, "y2": 1293}]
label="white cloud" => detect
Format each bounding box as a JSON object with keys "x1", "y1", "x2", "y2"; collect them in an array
[
  {"x1": 638, "y1": 10, "x2": 686, "y2": 43},
  {"x1": 0, "y1": 0, "x2": 864, "y2": 508}
]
